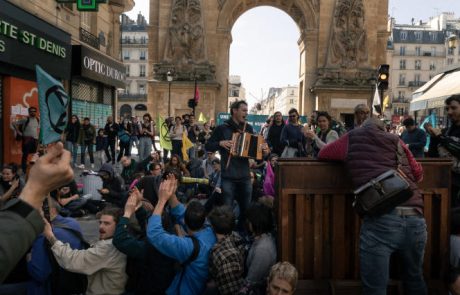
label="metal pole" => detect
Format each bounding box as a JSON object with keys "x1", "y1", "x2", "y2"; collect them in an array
[{"x1": 168, "y1": 81, "x2": 171, "y2": 117}]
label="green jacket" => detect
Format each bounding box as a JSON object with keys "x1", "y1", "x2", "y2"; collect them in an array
[
  {"x1": 0, "y1": 199, "x2": 44, "y2": 282},
  {"x1": 78, "y1": 124, "x2": 96, "y2": 145}
]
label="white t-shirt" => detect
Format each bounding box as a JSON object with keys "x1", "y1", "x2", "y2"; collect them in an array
[{"x1": 169, "y1": 125, "x2": 187, "y2": 141}]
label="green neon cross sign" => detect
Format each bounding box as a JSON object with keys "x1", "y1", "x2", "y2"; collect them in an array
[{"x1": 56, "y1": 0, "x2": 107, "y2": 11}]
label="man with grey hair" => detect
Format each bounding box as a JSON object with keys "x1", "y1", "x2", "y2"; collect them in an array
[
  {"x1": 350, "y1": 104, "x2": 370, "y2": 130},
  {"x1": 318, "y1": 117, "x2": 427, "y2": 295}
]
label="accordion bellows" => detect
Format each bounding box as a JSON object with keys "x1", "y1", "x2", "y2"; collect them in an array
[{"x1": 230, "y1": 132, "x2": 265, "y2": 160}]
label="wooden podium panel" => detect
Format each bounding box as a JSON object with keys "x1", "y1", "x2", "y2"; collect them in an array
[{"x1": 275, "y1": 159, "x2": 451, "y2": 294}]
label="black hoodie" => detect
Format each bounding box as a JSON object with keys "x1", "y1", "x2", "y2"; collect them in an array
[{"x1": 205, "y1": 119, "x2": 254, "y2": 180}]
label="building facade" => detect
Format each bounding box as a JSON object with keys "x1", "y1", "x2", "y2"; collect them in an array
[
  {"x1": 227, "y1": 75, "x2": 246, "y2": 109},
  {"x1": 386, "y1": 18, "x2": 446, "y2": 124},
  {"x1": 119, "y1": 13, "x2": 149, "y2": 119},
  {"x1": 0, "y1": 0, "x2": 133, "y2": 164},
  {"x1": 274, "y1": 86, "x2": 299, "y2": 115}
]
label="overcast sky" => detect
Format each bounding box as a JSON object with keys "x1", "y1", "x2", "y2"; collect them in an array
[{"x1": 125, "y1": 0, "x2": 460, "y2": 107}]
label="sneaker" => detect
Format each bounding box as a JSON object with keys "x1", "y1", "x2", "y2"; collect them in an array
[
  {"x1": 91, "y1": 163, "x2": 95, "y2": 169},
  {"x1": 77, "y1": 164, "x2": 85, "y2": 169}
]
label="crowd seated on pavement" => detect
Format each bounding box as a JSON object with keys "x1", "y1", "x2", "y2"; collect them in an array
[{"x1": 2, "y1": 97, "x2": 460, "y2": 294}]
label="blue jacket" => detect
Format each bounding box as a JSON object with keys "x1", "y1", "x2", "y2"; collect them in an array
[
  {"x1": 27, "y1": 215, "x2": 84, "y2": 295},
  {"x1": 147, "y1": 204, "x2": 217, "y2": 295},
  {"x1": 401, "y1": 128, "x2": 427, "y2": 158}
]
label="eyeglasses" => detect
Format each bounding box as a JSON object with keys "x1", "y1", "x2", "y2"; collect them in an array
[{"x1": 289, "y1": 115, "x2": 297, "y2": 118}]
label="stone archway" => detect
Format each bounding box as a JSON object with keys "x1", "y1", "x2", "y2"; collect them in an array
[{"x1": 148, "y1": 0, "x2": 389, "y2": 120}]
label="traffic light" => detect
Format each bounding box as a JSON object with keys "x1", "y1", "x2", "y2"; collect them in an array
[
  {"x1": 188, "y1": 98, "x2": 197, "y2": 109},
  {"x1": 377, "y1": 64, "x2": 390, "y2": 90}
]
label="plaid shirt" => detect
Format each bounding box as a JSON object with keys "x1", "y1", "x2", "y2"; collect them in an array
[{"x1": 209, "y1": 232, "x2": 246, "y2": 295}]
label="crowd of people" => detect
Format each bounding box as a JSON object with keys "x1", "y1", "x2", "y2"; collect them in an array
[{"x1": 1, "y1": 94, "x2": 460, "y2": 294}]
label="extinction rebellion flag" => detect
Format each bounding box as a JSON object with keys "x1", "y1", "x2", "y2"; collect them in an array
[{"x1": 35, "y1": 65, "x2": 69, "y2": 145}]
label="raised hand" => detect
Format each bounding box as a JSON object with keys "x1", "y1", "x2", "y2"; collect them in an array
[{"x1": 20, "y1": 142, "x2": 73, "y2": 210}]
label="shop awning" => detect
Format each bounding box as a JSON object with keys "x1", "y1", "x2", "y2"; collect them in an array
[{"x1": 410, "y1": 70, "x2": 460, "y2": 111}]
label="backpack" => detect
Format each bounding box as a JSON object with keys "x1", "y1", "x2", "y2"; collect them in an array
[
  {"x1": 16, "y1": 117, "x2": 39, "y2": 141},
  {"x1": 118, "y1": 129, "x2": 130, "y2": 143},
  {"x1": 46, "y1": 223, "x2": 90, "y2": 295}
]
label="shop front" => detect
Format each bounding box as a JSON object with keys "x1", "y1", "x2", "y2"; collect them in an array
[
  {"x1": 71, "y1": 45, "x2": 125, "y2": 129},
  {"x1": 0, "y1": 0, "x2": 71, "y2": 164}
]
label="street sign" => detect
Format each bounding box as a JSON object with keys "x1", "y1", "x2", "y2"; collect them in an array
[{"x1": 216, "y1": 113, "x2": 308, "y2": 133}]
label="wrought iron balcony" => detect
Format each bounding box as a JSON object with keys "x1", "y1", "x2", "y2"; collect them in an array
[
  {"x1": 80, "y1": 28, "x2": 100, "y2": 50},
  {"x1": 408, "y1": 81, "x2": 426, "y2": 87}
]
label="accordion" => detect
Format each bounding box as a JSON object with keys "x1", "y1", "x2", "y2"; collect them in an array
[{"x1": 230, "y1": 132, "x2": 265, "y2": 160}]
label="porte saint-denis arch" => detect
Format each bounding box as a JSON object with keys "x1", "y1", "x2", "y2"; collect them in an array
[{"x1": 148, "y1": 0, "x2": 388, "y2": 120}]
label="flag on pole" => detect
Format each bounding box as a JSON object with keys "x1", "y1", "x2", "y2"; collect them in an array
[
  {"x1": 420, "y1": 112, "x2": 437, "y2": 152},
  {"x1": 382, "y1": 95, "x2": 390, "y2": 113},
  {"x1": 158, "y1": 116, "x2": 172, "y2": 150},
  {"x1": 198, "y1": 112, "x2": 207, "y2": 123},
  {"x1": 194, "y1": 81, "x2": 200, "y2": 103},
  {"x1": 181, "y1": 132, "x2": 194, "y2": 162},
  {"x1": 372, "y1": 85, "x2": 381, "y2": 116},
  {"x1": 263, "y1": 162, "x2": 275, "y2": 197},
  {"x1": 35, "y1": 65, "x2": 69, "y2": 145}
]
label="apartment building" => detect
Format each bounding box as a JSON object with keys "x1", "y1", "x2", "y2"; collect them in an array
[
  {"x1": 0, "y1": 0, "x2": 133, "y2": 164},
  {"x1": 119, "y1": 12, "x2": 149, "y2": 119}
]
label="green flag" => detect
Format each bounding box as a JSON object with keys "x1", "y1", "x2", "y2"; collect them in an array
[
  {"x1": 158, "y1": 116, "x2": 172, "y2": 150},
  {"x1": 35, "y1": 65, "x2": 68, "y2": 145}
]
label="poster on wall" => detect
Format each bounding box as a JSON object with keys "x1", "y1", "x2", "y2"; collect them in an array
[
  {"x1": 2, "y1": 77, "x2": 40, "y2": 164},
  {"x1": 72, "y1": 99, "x2": 113, "y2": 129}
]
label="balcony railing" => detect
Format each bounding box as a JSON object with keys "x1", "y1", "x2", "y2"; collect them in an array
[
  {"x1": 392, "y1": 98, "x2": 410, "y2": 103},
  {"x1": 118, "y1": 93, "x2": 147, "y2": 101},
  {"x1": 80, "y1": 28, "x2": 100, "y2": 50},
  {"x1": 121, "y1": 39, "x2": 148, "y2": 45},
  {"x1": 408, "y1": 81, "x2": 426, "y2": 87}
]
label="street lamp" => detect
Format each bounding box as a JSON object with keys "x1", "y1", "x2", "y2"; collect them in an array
[{"x1": 167, "y1": 70, "x2": 173, "y2": 117}]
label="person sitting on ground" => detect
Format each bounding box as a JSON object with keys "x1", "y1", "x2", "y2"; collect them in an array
[
  {"x1": 51, "y1": 181, "x2": 89, "y2": 217},
  {"x1": 240, "y1": 202, "x2": 277, "y2": 294},
  {"x1": 202, "y1": 151, "x2": 216, "y2": 179},
  {"x1": 0, "y1": 142, "x2": 73, "y2": 283},
  {"x1": 135, "y1": 150, "x2": 162, "y2": 174},
  {"x1": 208, "y1": 205, "x2": 246, "y2": 295},
  {"x1": 27, "y1": 197, "x2": 87, "y2": 295},
  {"x1": 113, "y1": 189, "x2": 176, "y2": 294},
  {"x1": 43, "y1": 207, "x2": 127, "y2": 295},
  {"x1": 147, "y1": 174, "x2": 217, "y2": 295},
  {"x1": 266, "y1": 262, "x2": 299, "y2": 295},
  {"x1": 120, "y1": 156, "x2": 137, "y2": 190},
  {"x1": 98, "y1": 164, "x2": 126, "y2": 208},
  {"x1": 165, "y1": 154, "x2": 191, "y2": 177},
  {"x1": 0, "y1": 163, "x2": 24, "y2": 206}
]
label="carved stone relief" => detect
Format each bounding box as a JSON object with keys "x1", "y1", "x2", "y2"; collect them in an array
[
  {"x1": 328, "y1": 0, "x2": 368, "y2": 68},
  {"x1": 156, "y1": 0, "x2": 215, "y2": 81},
  {"x1": 166, "y1": 0, "x2": 206, "y2": 62},
  {"x1": 217, "y1": 0, "x2": 226, "y2": 10}
]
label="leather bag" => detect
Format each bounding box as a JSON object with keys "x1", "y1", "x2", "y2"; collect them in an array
[{"x1": 352, "y1": 169, "x2": 413, "y2": 216}]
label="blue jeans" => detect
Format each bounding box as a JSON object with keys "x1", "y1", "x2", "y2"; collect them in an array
[
  {"x1": 221, "y1": 178, "x2": 252, "y2": 230},
  {"x1": 138, "y1": 137, "x2": 152, "y2": 161},
  {"x1": 360, "y1": 212, "x2": 427, "y2": 295},
  {"x1": 65, "y1": 141, "x2": 79, "y2": 164}
]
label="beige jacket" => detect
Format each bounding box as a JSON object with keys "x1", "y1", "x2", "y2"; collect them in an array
[{"x1": 51, "y1": 238, "x2": 127, "y2": 295}]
